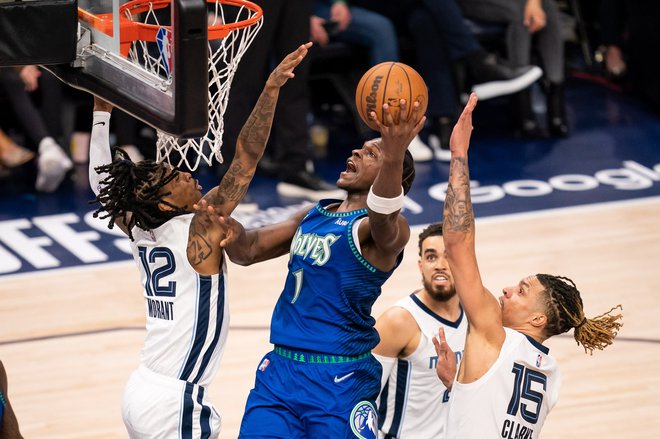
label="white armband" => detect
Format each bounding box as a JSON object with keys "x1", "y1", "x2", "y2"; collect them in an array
[
  {"x1": 373, "y1": 353, "x2": 397, "y2": 392},
  {"x1": 367, "y1": 186, "x2": 404, "y2": 215},
  {"x1": 89, "y1": 111, "x2": 112, "y2": 197}
]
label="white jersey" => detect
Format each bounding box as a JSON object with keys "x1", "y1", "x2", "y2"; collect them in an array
[
  {"x1": 378, "y1": 293, "x2": 467, "y2": 438},
  {"x1": 129, "y1": 214, "x2": 229, "y2": 388},
  {"x1": 445, "y1": 328, "x2": 561, "y2": 439}
]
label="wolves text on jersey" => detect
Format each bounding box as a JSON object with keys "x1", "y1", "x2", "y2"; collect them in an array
[{"x1": 289, "y1": 229, "x2": 340, "y2": 266}]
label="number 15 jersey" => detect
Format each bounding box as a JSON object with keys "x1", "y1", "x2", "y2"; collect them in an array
[{"x1": 445, "y1": 328, "x2": 561, "y2": 439}]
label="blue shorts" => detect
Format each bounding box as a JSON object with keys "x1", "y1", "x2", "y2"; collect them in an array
[{"x1": 238, "y1": 346, "x2": 382, "y2": 439}]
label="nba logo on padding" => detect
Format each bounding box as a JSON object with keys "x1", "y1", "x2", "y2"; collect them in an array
[
  {"x1": 156, "y1": 27, "x2": 172, "y2": 77},
  {"x1": 350, "y1": 401, "x2": 377, "y2": 439}
]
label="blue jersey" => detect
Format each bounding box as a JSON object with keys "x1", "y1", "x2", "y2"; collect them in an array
[{"x1": 270, "y1": 200, "x2": 401, "y2": 356}]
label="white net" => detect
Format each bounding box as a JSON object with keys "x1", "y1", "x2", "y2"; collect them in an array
[{"x1": 125, "y1": 0, "x2": 263, "y2": 170}]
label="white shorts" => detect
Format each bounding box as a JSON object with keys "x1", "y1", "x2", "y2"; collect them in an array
[{"x1": 121, "y1": 365, "x2": 221, "y2": 439}]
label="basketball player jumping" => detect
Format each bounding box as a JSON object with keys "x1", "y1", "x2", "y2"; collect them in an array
[
  {"x1": 435, "y1": 93, "x2": 623, "y2": 438},
  {"x1": 201, "y1": 98, "x2": 425, "y2": 438},
  {"x1": 373, "y1": 222, "x2": 467, "y2": 438},
  {"x1": 88, "y1": 43, "x2": 312, "y2": 439}
]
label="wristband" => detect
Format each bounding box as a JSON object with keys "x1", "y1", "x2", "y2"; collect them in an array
[{"x1": 367, "y1": 186, "x2": 404, "y2": 214}]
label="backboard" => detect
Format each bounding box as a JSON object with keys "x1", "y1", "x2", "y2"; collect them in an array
[{"x1": 46, "y1": 0, "x2": 210, "y2": 137}]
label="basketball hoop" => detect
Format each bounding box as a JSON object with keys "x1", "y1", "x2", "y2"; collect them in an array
[{"x1": 79, "y1": 0, "x2": 263, "y2": 170}]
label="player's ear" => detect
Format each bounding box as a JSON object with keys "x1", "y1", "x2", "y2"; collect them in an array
[{"x1": 530, "y1": 312, "x2": 547, "y2": 329}]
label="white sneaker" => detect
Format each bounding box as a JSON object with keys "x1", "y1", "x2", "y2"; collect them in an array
[
  {"x1": 428, "y1": 135, "x2": 451, "y2": 162},
  {"x1": 471, "y1": 66, "x2": 543, "y2": 101},
  {"x1": 36, "y1": 138, "x2": 73, "y2": 193},
  {"x1": 408, "y1": 135, "x2": 433, "y2": 162}
]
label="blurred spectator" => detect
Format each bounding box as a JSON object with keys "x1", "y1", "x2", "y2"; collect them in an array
[
  {"x1": 354, "y1": 0, "x2": 543, "y2": 159},
  {"x1": 0, "y1": 66, "x2": 72, "y2": 192},
  {"x1": 457, "y1": 0, "x2": 569, "y2": 137},
  {"x1": 311, "y1": 0, "x2": 398, "y2": 66},
  {"x1": 0, "y1": 128, "x2": 33, "y2": 173},
  {"x1": 221, "y1": 0, "x2": 344, "y2": 202},
  {"x1": 310, "y1": 0, "x2": 434, "y2": 162},
  {"x1": 597, "y1": 0, "x2": 627, "y2": 80}
]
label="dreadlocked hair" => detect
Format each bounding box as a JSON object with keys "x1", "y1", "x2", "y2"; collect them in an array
[
  {"x1": 537, "y1": 274, "x2": 623, "y2": 355},
  {"x1": 92, "y1": 148, "x2": 187, "y2": 240},
  {"x1": 418, "y1": 223, "x2": 443, "y2": 256}
]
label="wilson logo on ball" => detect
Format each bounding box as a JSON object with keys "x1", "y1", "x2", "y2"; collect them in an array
[
  {"x1": 356, "y1": 62, "x2": 428, "y2": 131},
  {"x1": 365, "y1": 75, "x2": 383, "y2": 117}
]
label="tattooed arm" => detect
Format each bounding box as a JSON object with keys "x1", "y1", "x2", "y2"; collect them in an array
[
  {"x1": 200, "y1": 42, "x2": 313, "y2": 213},
  {"x1": 442, "y1": 93, "x2": 504, "y2": 343},
  {"x1": 187, "y1": 43, "x2": 312, "y2": 275}
]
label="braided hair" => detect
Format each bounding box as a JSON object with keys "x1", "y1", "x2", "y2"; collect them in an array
[
  {"x1": 537, "y1": 274, "x2": 623, "y2": 355},
  {"x1": 92, "y1": 148, "x2": 187, "y2": 240}
]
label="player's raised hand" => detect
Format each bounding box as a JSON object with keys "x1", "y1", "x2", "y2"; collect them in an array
[
  {"x1": 449, "y1": 93, "x2": 478, "y2": 156},
  {"x1": 432, "y1": 327, "x2": 457, "y2": 390},
  {"x1": 370, "y1": 99, "x2": 426, "y2": 159},
  {"x1": 267, "y1": 42, "x2": 313, "y2": 88}
]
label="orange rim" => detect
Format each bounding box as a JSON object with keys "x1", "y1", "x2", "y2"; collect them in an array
[{"x1": 79, "y1": 0, "x2": 262, "y2": 43}]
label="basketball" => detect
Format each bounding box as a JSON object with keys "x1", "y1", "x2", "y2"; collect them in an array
[{"x1": 355, "y1": 62, "x2": 428, "y2": 131}]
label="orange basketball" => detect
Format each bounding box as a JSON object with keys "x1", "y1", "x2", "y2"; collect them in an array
[{"x1": 355, "y1": 62, "x2": 428, "y2": 131}]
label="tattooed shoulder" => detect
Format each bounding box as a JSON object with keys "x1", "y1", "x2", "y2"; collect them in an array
[{"x1": 187, "y1": 218, "x2": 214, "y2": 266}]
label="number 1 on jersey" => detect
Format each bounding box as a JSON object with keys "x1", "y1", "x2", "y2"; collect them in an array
[{"x1": 291, "y1": 269, "x2": 303, "y2": 304}]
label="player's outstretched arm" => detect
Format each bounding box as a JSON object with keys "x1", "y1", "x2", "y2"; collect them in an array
[
  {"x1": 192, "y1": 200, "x2": 310, "y2": 266},
  {"x1": 225, "y1": 208, "x2": 309, "y2": 266},
  {"x1": 443, "y1": 94, "x2": 503, "y2": 340},
  {"x1": 200, "y1": 42, "x2": 313, "y2": 215},
  {"x1": 361, "y1": 100, "x2": 425, "y2": 270},
  {"x1": 89, "y1": 96, "x2": 130, "y2": 236},
  {"x1": 187, "y1": 43, "x2": 311, "y2": 274},
  {"x1": 89, "y1": 97, "x2": 114, "y2": 198}
]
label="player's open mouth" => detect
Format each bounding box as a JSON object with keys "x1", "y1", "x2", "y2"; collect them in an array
[
  {"x1": 432, "y1": 274, "x2": 447, "y2": 284},
  {"x1": 345, "y1": 159, "x2": 357, "y2": 173}
]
